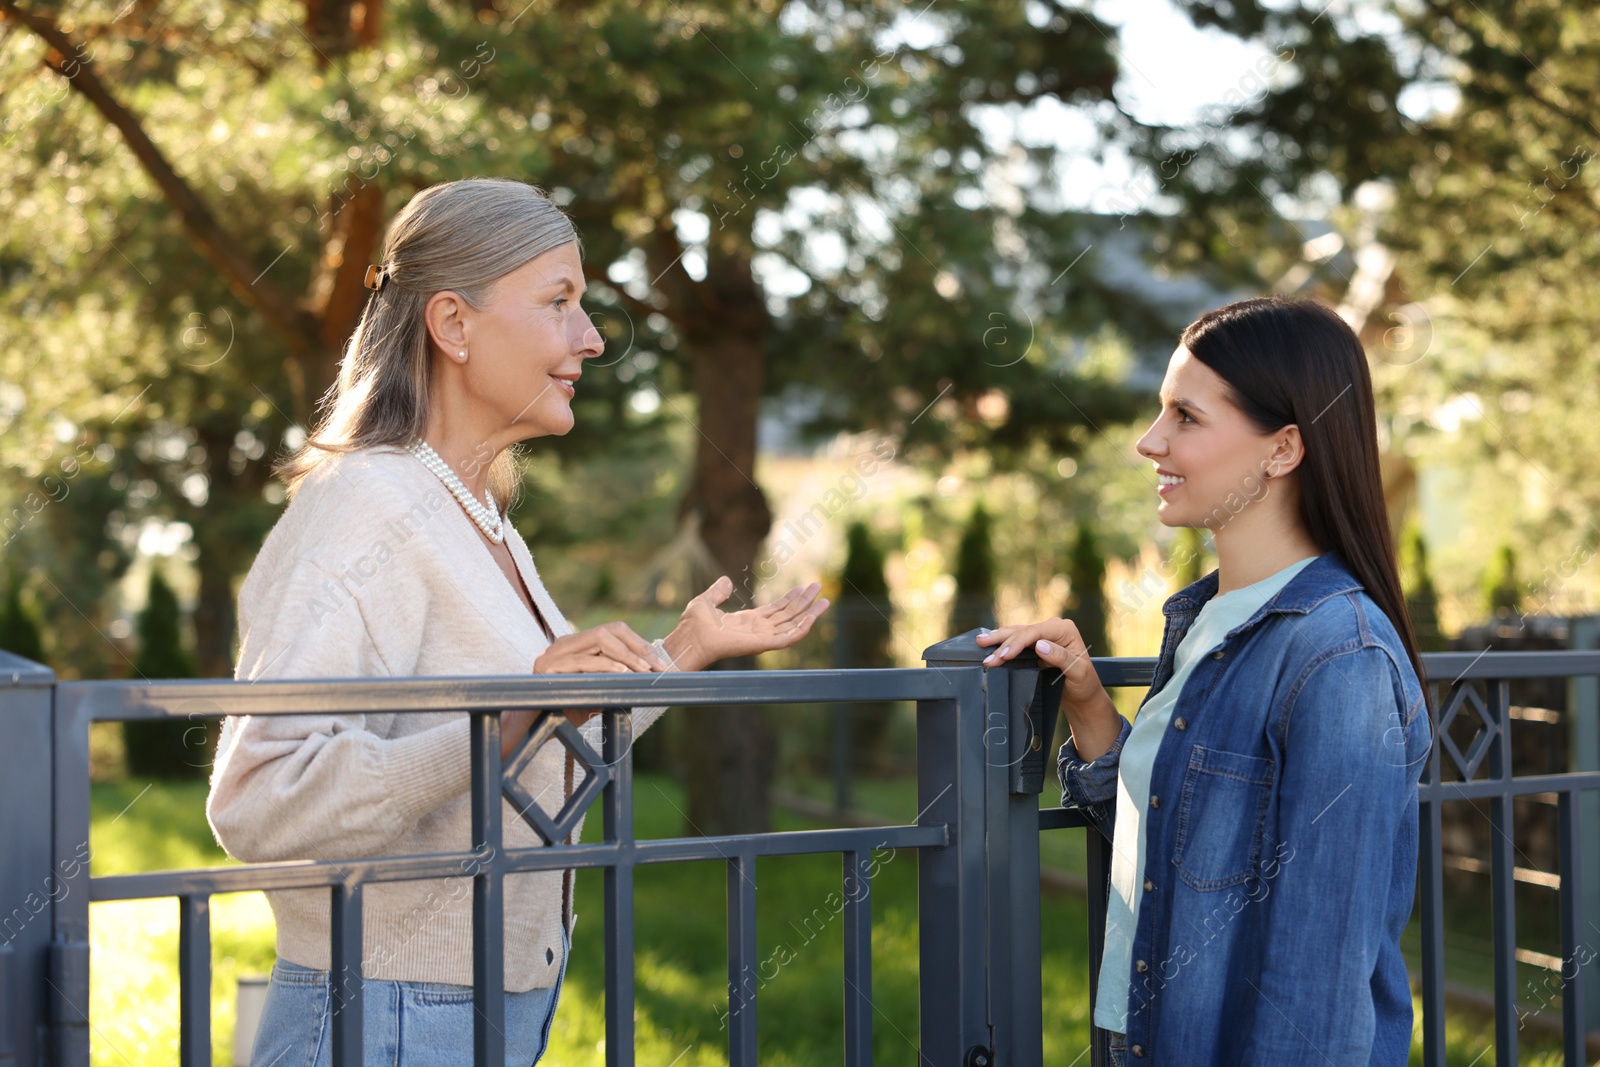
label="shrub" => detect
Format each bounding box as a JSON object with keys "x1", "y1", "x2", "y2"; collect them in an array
[
  {"x1": 124, "y1": 569, "x2": 208, "y2": 779},
  {"x1": 949, "y1": 504, "x2": 996, "y2": 635}
]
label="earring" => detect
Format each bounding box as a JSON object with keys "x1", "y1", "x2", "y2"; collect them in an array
[{"x1": 457, "y1": 349, "x2": 467, "y2": 361}]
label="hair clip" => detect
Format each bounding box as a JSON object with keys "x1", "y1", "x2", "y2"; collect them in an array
[{"x1": 363, "y1": 264, "x2": 390, "y2": 292}]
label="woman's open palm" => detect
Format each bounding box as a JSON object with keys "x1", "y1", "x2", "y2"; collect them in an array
[{"x1": 667, "y1": 576, "x2": 829, "y2": 670}]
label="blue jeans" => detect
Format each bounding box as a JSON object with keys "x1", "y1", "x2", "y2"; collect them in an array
[{"x1": 250, "y1": 939, "x2": 567, "y2": 1067}]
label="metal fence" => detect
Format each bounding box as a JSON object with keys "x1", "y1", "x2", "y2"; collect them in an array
[
  {"x1": 1414, "y1": 648, "x2": 1600, "y2": 1066},
  {"x1": 1, "y1": 640, "x2": 1597, "y2": 1066}
]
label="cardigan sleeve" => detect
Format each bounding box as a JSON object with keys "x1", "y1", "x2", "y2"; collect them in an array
[
  {"x1": 531, "y1": 572, "x2": 668, "y2": 753},
  {"x1": 207, "y1": 554, "x2": 473, "y2": 863},
  {"x1": 570, "y1": 641, "x2": 669, "y2": 768}
]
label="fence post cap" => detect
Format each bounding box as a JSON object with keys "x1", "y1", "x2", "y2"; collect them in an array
[
  {"x1": 922, "y1": 628, "x2": 1042, "y2": 669},
  {"x1": 0, "y1": 649, "x2": 54, "y2": 687}
]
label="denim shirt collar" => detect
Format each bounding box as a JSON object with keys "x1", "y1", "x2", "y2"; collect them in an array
[{"x1": 1160, "y1": 551, "x2": 1362, "y2": 633}]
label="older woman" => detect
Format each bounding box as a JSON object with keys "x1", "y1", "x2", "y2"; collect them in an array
[{"x1": 208, "y1": 178, "x2": 828, "y2": 1066}]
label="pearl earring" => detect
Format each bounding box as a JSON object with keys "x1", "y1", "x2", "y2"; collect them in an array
[{"x1": 457, "y1": 349, "x2": 467, "y2": 361}]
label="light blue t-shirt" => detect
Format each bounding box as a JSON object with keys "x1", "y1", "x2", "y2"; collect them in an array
[{"x1": 1094, "y1": 554, "x2": 1319, "y2": 1033}]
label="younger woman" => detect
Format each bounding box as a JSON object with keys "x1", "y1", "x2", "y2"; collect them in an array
[{"x1": 979, "y1": 297, "x2": 1430, "y2": 1065}]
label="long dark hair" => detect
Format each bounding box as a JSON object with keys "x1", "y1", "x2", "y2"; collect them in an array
[{"x1": 1181, "y1": 296, "x2": 1426, "y2": 689}]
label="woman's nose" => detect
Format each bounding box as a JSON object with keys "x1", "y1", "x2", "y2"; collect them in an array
[
  {"x1": 576, "y1": 313, "x2": 605, "y2": 358},
  {"x1": 1135, "y1": 421, "x2": 1164, "y2": 459}
]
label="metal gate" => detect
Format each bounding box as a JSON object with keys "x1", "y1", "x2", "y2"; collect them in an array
[{"x1": 2, "y1": 640, "x2": 1598, "y2": 1065}]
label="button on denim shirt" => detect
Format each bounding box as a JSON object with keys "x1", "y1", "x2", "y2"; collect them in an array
[{"x1": 1059, "y1": 553, "x2": 1430, "y2": 1065}]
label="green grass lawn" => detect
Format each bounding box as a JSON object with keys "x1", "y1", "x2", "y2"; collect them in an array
[{"x1": 89, "y1": 775, "x2": 1569, "y2": 1065}]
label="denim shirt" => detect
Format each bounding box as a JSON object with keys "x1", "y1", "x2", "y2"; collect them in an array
[{"x1": 1059, "y1": 553, "x2": 1430, "y2": 1065}]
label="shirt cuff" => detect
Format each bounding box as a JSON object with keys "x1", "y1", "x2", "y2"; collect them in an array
[{"x1": 1057, "y1": 716, "x2": 1132, "y2": 809}]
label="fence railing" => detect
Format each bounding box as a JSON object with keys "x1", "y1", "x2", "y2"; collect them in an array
[{"x1": 1, "y1": 640, "x2": 1597, "y2": 1066}]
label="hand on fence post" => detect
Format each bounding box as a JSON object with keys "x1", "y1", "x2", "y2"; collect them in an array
[{"x1": 977, "y1": 619, "x2": 1121, "y2": 761}]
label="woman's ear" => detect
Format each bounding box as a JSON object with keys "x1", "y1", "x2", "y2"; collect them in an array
[
  {"x1": 1265, "y1": 424, "x2": 1305, "y2": 478},
  {"x1": 424, "y1": 290, "x2": 471, "y2": 360}
]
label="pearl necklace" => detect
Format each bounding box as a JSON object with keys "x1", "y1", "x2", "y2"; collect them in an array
[{"x1": 407, "y1": 437, "x2": 505, "y2": 544}]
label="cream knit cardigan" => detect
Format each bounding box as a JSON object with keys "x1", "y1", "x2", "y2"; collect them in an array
[{"x1": 207, "y1": 445, "x2": 665, "y2": 991}]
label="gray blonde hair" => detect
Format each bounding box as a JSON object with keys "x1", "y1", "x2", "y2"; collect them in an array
[{"x1": 276, "y1": 178, "x2": 579, "y2": 508}]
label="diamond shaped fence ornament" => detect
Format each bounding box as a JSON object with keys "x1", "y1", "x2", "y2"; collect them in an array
[
  {"x1": 1437, "y1": 682, "x2": 1498, "y2": 782},
  {"x1": 500, "y1": 711, "x2": 614, "y2": 845}
]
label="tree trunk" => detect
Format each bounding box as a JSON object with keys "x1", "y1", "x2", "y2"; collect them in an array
[
  {"x1": 308, "y1": 180, "x2": 388, "y2": 409},
  {"x1": 679, "y1": 249, "x2": 775, "y2": 836},
  {"x1": 189, "y1": 422, "x2": 268, "y2": 678},
  {"x1": 191, "y1": 540, "x2": 238, "y2": 680}
]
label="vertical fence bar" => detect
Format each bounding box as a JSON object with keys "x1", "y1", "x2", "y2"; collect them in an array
[
  {"x1": 991, "y1": 661, "x2": 1053, "y2": 1067},
  {"x1": 1567, "y1": 618, "x2": 1600, "y2": 1041},
  {"x1": 842, "y1": 850, "x2": 872, "y2": 1066},
  {"x1": 604, "y1": 708, "x2": 636, "y2": 1067},
  {"x1": 1000, "y1": 791, "x2": 1044, "y2": 1067},
  {"x1": 727, "y1": 854, "x2": 759, "y2": 1066},
  {"x1": 1488, "y1": 680, "x2": 1519, "y2": 1067},
  {"x1": 914, "y1": 668, "x2": 990, "y2": 1062},
  {"x1": 0, "y1": 940, "x2": 12, "y2": 1066},
  {"x1": 328, "y1": 881, "x2": 364, "y2": 1067},
  {"x1": 178, "y1": 895, "x2": 212, "y2": 1067},
  {"x1": 1557, "y1": 792, "x2": 1587, "y2": 1066},
  {"x1": 0, "y1": 940, "x2": 12, "y2": 1067},
  {"x1": 471, "y1": 711, "x2": 505, "y2": 1067},
  {"x1": 1418, "y1": 787, "x2": 1448, "y2": 1067},
  {"x1": 916, "y1": 693, "x2": 963, "y2": 1061},
  {"x1": 1418, "y1": 680, "x2": 1448, "y2": 1067},
  {"x1": 49, "y1": 676, "x2": 91, "y2": 1067},
  {"x1": 0, "y1": 654, "x2": 56, "y2": 1067},
  {"x1": 982, "y1": 664, "x2": 1014, "y2": 1067},
  {"x1": 1084, "y1": 827, "x2": 1112, "y2": 1067}
]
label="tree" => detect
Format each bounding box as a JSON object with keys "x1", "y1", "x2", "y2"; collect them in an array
[
  {"x1": 0, "y1": 570, "x2": 45, "y2": 663},
  {"x1": 833, "y1": 521, "x2": 894, "y2": 771},
  {"x1": 1482, "y1": 542, "x2": 1521, "y2": 621},
  {"x1": 1134, "y1": 0, "x2": 1454, "y2": 267},
  {"x1": 0, "y1": 0, "x2": 1395, "y2": 829},
  {"x1": 0, "y1": 2, "x2": 383, "y2": 677},
  {"x1": 124, "y1": 567, "x2": 205, "y2": 779},
  {"x1": 1145, "y1": 3, "x2": 1600, "y2": 598},
  {"x1": 1362, "y1": 5, "x2": 1600, "y2": 607},
  {"x1": 1400, "y1": 524, "x2": 1446, "y2": 652},
  {"x1": 1061, "y1": 522, "x2": 1109, "y2": 657},
  {"x1": 949, "y1": 504, "x2": 996, "y2": 635}
]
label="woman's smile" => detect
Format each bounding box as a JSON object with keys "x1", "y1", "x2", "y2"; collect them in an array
[{"x1": 1155, "y1": 468, "x2": 1186, "y2": 495}]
